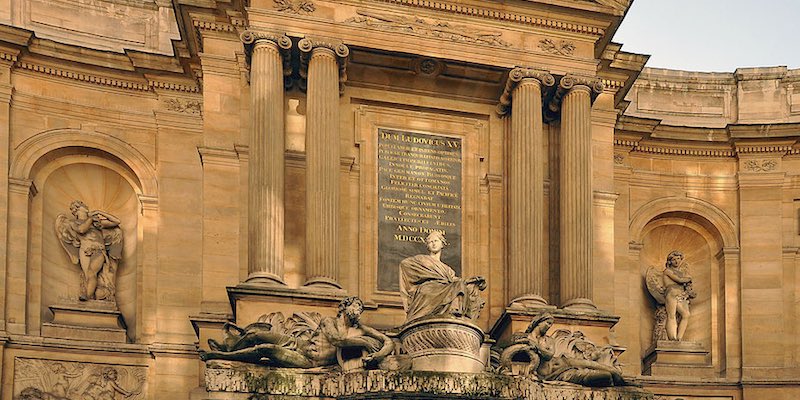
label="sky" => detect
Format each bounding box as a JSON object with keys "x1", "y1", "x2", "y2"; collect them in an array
[{"x1": 611, "y1": 0, "x2": 800, "y2": 72}]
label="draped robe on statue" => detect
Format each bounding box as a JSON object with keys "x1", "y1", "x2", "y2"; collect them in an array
[{"x1": 399, "y1": 254, "x2": 471, "y2": 323}]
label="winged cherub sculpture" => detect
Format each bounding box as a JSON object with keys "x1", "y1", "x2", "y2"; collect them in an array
[
  {"x1": 645, "y1": 250, "x2": 696, "y2": 341},
  {"x1": 55, "y1": 200, "x2": 123, "y2": 303}
]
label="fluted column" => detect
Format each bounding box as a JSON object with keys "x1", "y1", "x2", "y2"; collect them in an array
[
  {"x1": 300, "y1": 38, "x2": 349, "y2": 289},
  {"x1": 558, "y1": 75, "x2": 603, "y2": 310},
  {"x1": 498, "y1": 68, "x2": 554, "y2": 307},
  {"x1": 242, "y1": 32, "x2": 291, "y2": 285}
]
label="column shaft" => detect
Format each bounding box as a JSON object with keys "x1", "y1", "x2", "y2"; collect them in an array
[
  {"x1": 304, "y1": 48, "x2": 342, "y2": 289},
  {"x1": 559, "y1": 85, "x2": 595, "y2": 310},
  {"x1": 508, "y1": 78, "x2": 547, "y2": 306},
  {"x1": 247, "y1": 40, "x2": 286, "y2": 285}
]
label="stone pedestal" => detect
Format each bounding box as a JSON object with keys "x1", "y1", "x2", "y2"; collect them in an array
[
  {"x1": 41, "y1": 302, "x2": 127, "y2": 343},
  {"x1": 642, "y1": 340, "x2": 711, "y2": 377},
  {"x1": 400, "y1": 318, "x2": 485, "y2": 373}
]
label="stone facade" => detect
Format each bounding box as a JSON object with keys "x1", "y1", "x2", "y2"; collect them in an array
[{"x1": 0, "y1": 0, "x2": 796, "y2": 399}]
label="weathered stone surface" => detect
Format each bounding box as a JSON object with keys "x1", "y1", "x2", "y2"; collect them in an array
[{"x1": 204, "y1": 365, "x2": 651, "y2": 400}]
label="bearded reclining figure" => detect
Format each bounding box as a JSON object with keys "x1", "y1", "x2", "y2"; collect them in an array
[{"x1": 199, "y1": 296, "x2": 394, "y2": 369}]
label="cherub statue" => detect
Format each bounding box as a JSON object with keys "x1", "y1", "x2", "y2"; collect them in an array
[
  {"x1": 199, "y1": 297, "x2": 395, "y2": 370},
  {"x1": 399, "y1": 231, "x2": 486, "y2": 324},
  {"x1": 645, "y1": 250, "x2": 696, "y2": 341},
  {"x1": 500, "y1": 313, "x2": 626, "y2": 387},
  {"x1": 55, "y1": 200, "x2": 123, "y2": 302}
]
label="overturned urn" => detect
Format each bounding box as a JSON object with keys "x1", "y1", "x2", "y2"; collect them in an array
[{"x1": 400, "y1": 318, "x2": 485, "y2": 373}]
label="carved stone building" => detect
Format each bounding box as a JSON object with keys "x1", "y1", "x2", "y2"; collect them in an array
[{"x1": 0, "y1": 0, "x2": 797, "y2": 399}]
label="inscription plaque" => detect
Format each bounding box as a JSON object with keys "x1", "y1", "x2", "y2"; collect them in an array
[{"x1": 377, "y1": 128, "x2": 462, "y2": 292}]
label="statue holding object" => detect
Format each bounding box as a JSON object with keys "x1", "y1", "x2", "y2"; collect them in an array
[
  {"x1": 645, "y1": 250, "x2": 696, "y2": 341},
  {"x1": 499, "y1": 313, "x2": 626, "y2": 387},
  {"x1": 399, "y1": 231, "x2": 486, "y2": 323},
  {"x1": 55, "y1": 200, "x2": 123, "y2": 303},
  {"x1": 199, "y1": 297, "x2": 395, "y2": 370}
]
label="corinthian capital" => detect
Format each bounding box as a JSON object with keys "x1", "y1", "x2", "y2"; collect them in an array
[
  {"x1": 298, "y1": 37, "x2": 350, "y2": 94},
  {"x1": 496, "y1": 67, "x2": 555, "y2": 115}
]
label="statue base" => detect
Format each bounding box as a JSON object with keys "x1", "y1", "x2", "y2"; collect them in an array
[
  {"x1": 642, "y1": 340, "x2": 711, "y2": 377},
  {"x1": 42, "y1": 301, "x2": 127, "y2": 343},
  {"x1": 399, "y1": 318, "x2": 485, "y2": 373},
  {"x1": 197, "y1": 362, "x2": 653, "y2": 399}
]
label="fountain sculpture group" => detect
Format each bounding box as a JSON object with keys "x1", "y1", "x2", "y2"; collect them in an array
[{"x1": 199, "y1": 232, "x2": 644, "y2": 399}]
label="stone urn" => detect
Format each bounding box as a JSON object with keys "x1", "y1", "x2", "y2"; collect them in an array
[{"x1": 399, "y1": 318, "x2": 485, "y2": 373}]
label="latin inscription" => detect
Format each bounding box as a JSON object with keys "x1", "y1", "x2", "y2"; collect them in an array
[{"x1": 377, "y1": 129, "x2": 462, "y2": 291}]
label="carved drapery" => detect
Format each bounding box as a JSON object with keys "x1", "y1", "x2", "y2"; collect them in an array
[
  {"x1": 300, "y1": 38, "x2": 349, "y2": 289},
  {"x1": 241, "y1": 31, "x2": 292, "y2": 285},
  {"x1": 501, "y1": 68, "x2": 555, "y2": 307}
]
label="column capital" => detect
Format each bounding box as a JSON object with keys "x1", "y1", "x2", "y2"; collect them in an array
[
  {"x1": 545, "y1": 74, "x2": 604, "y2": 122},
  {"x1": 496, "y1": 67, "x2": 554, "y2": 115},
  {"x1": 240, "y1": 30, "x2": 292, "y2": 50},
  {"x1": 298, "y1": 37, "x2": 349, "y2": 94},
  {"x1": 239, "y1": 30, "x2": 293, "y2": 87}
]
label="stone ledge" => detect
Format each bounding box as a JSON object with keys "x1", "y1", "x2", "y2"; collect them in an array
[{"x1": 204, "y1": 363, "x2": 652, "y2": 400}]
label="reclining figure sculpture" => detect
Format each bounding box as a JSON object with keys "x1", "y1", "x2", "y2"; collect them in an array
[
  {"x1": 499, "y1": 313, "x2": 626, "y2": 387},
  {"x1": 199, "y1": 297, "x2": 394, "y2": 369}
]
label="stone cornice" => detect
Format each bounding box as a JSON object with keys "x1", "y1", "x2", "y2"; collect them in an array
[
  {"x1": 496, "y1": 67, "x2": 555, "y2": 115},
  {"x1": 16, "y1": 61, "x2": 150, "y2": 91}
]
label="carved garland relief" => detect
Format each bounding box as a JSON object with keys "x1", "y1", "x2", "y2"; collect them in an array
[
  {"x1": 14, "y1": 358, "x2": 146, "y2": 399},
  {"x1": 344, "y1": 10, "x2": 512, "y2": 47},
  {"x1": 742, "y1": 159, "x2": 777, "y2": 172}
]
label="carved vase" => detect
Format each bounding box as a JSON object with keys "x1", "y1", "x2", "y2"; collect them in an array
[{"x1": 399, "y1": 318, "x2": 485, "y2": 373}]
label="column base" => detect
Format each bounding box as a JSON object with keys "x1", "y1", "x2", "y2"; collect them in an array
[
  {"x1": 244, "y1": 271, "x2": 286, "y2": 286},
  {"x1": 561, "y1": 297, "x2": 597, "y2": 312},
  {"x1": 507, "y1": 294, "x2": 550, "y2": 309},
  {"x1": 302, "y1": 276, "x2": 343, "y2": 291}
]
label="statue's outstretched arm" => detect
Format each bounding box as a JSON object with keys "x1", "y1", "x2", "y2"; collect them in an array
[{"x1": 360, "y1": 325, "x2": 395, "y2": 362}]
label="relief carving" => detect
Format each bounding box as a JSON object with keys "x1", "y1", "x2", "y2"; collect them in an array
[
  {"x1": 13, "y1": 358, "x2": 145, "y2": 400},
  {"x1": 200, "y1": 297, "x2": 396, "y2": 371},
  {"x1": 645, "y1": 251, "x2": 696, "y2": 341},
  {"x1": 538, "y1": 38, "x2": 576, "y2": 56},
  {"x1": 273, "y1": 0, "x2": 315, "y2": 14},
  {"x1": 344, "y1": 10, "x2": 512, "y2": 48},
  {"x1": 743, "y1": 159, "x2": 777, "y2": 172},
  {"x1": 614, "y1": 154, "x2": 625, "y2": 165},
  {"x1": 163, "y1": 98, "x2": 202, "y2": 115},
  {"x1": 55, "y1": 201, "x2": 123, "y2": 303}
]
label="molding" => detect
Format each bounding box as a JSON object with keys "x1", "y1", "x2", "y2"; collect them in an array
[
  {"x1": 496, "y1": 67, "x2": 554, "y2": 115},
  {"x1": 16, "y1": 61, "x2": 149, "y2": 91},
  {"x1": 198, "y1": 146, "x2": 240, "y2": 168}
]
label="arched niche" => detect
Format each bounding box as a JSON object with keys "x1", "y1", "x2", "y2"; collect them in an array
[
  {"x1": 630, "y1": 196, "x2": 738, "y2": 376},
  {"x1": 8, "y1": 129, "x2": 158, "y2": 341}
]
